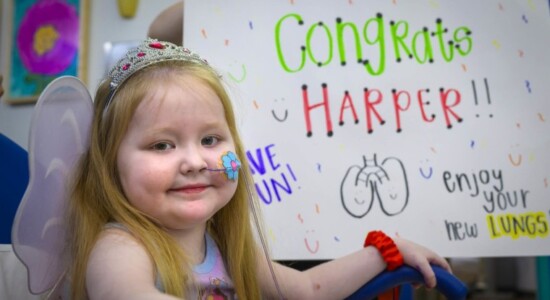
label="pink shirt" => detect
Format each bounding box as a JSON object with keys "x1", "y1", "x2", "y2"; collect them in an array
[{"x1": 189, "y1": 233, "x2": 237, "y2": 299}]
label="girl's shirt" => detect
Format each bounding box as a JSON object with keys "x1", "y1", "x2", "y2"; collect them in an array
[{"x1": 185, "y1": 233, "x2": 237, "y2": 299}]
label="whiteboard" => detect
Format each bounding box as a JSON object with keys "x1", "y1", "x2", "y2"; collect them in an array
[{"x1": 184, "y1": 0, "x2": 550, "y2": 259}]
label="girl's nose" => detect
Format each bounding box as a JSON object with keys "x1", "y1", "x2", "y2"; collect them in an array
[{"x1": 179, "y1": 146, "x2": 207, "y2": 174}]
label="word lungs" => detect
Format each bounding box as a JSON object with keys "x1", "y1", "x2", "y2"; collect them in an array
[{"x1": 340, "y1": 154, "x2": 409, "y2": 218}]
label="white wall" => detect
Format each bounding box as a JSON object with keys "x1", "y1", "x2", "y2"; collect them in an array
[{"x1": 0, "y1": 0, "x2": 179, "y2": 149}]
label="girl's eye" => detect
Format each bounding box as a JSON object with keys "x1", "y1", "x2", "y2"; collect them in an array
[
  {"x1": 151, "y1": 142, "x2": 174, "y2": 151},
  {"x1": 201, "y1": 136, "x2": 219, "y2": 146}
]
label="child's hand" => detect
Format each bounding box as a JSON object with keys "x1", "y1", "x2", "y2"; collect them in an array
[{"x1": 393, "y1": 236, "x2": 452, "y2": 289}]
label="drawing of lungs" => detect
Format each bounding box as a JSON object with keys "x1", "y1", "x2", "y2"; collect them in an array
[
  {"x1": 340, "y1": 165, "x2": 376, "y2": 218},
  {"x1": 375, "y1": 157, "x2": 409, "y2": 216}
]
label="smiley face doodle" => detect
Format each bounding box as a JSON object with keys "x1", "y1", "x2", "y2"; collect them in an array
[
  {"x1": 508, "y1": 143, "x2": 523, "y2": 167},
  {"x1": 304, "y1": 229, "x2": 320, "y2": 254},
  {"x1": 340, "y1": 154, "x2": 409, "y2": 218},
  {"x1": 298, "y1": 206, "x2": 321, "y2": 255},
  {"x1": 227, "y1": 62, "x2": 247, "y2": 83},
  {"x1": 419, "y1": 159, "x2": 433, "y2": 179},
  {"x1": 271, "y1": 98, "x2": 289, "y2": 122}
]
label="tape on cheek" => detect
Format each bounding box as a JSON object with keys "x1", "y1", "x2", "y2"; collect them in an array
[{"x1": 206, "y1": 151, "x2": 241, "y2": 181}]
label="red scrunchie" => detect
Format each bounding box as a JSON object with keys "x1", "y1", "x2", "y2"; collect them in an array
[{"x1": 364, "y1": 230, "x2": 404, "y2": 271}]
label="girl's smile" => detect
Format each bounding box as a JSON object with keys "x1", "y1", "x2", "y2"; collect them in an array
[{"x1": 170, "y1": 184, "x2": 210, "y2": 195}]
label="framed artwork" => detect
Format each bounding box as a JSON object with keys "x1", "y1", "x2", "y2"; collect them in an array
[{"x1": 4, "y1": 0, "x2": 89, "y2": 104}]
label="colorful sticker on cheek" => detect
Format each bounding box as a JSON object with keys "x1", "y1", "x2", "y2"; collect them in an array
[{"x1": 208, "y1": 151, "x2": 241, "y2": 181}]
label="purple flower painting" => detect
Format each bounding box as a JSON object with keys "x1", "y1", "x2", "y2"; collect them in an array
[
  {"x1": 8, "y1": 0, "x2": 82, "y2": 102},
  {"x1": 17, "y1": 0, "x2": 79, "y2": 75}
]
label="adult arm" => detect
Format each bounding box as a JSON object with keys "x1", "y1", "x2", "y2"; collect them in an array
[{"x1": 147, "y1": 1, "x2": 184, "y2": 45}]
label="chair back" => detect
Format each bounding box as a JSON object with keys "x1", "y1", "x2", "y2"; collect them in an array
[
  {"x1": 347, "y1": 265, "x2": 468, "y2": 300},
  {"x1": 0, "y1": 133, "x2": 29, "y2": 244}
]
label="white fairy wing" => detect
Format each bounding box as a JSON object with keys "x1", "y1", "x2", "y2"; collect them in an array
[{"x1": 12, "y1": 76, "x2": 93, "y2": 295}]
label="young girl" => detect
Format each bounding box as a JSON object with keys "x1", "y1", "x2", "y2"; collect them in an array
[{"x1": 66, "y1": 38, "x2": 450, "y2": 299}]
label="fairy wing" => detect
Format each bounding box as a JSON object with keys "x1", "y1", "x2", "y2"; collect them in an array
[{"x1": 12, "y1": 76, "x2": 93, "y2": 295}]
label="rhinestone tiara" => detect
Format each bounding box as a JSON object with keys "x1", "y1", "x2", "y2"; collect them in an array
[{"x1": 104, "y1": 38, "x2": 210, "y2": 112}]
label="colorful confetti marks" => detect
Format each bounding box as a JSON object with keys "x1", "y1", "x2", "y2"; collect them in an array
[
  {"x1": 527, "y1": 0, "x2": 536, "y2": 10},
  {"x1": 428, "y1": 0, "x2": 439, "y2": 8},
  {"x1": 525, "y1": 80, "x2": 532, "y2": 93}
]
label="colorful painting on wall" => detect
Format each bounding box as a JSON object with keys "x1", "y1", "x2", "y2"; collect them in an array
[{"x1": 5, "y1": 0, "x2": 88, "y2": 104}]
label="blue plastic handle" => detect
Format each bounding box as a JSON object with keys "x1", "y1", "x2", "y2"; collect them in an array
[{"x1": 346, "y1": 265, "x2": 468, "y2": 300}]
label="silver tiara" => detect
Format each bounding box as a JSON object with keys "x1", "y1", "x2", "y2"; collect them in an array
[{"x1": 104, "y1": 38, "x2": 210, "y2": 112}]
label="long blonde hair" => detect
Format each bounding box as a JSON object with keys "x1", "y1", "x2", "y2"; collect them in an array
[{"x1": 66, "y1": 60, "x2": 262, "y2": 299}]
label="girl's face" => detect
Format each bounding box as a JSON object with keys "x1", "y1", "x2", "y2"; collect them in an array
[{"x1": 116, "y1": 74, "x2": 238, "y2": 232}]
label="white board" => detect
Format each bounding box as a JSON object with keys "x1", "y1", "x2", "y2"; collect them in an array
[{"x1": 184, "y1": 0, "x2": 550, "y2": 259}]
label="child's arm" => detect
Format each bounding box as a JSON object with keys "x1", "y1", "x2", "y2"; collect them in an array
[
  {"x1": 258, "y1": 235, "x2": 451, "y2": 300},
  {"x1": 86, "y1": 229, "x2": 180, "y2": 300}
]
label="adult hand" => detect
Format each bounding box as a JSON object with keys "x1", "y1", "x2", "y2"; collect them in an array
[
  {"x1": 393, "y1": 236, "x2": 452, "y2": 289},
  {"x1": 148, "y1": 1, "x2": 183, "y2": 46},
  {"x1": 0, "y1": 75, "x2": 4, "y2": 98}
]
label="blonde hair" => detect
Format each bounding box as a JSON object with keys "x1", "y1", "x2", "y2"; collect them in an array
[{"x1": 66, "y1": 60, "x2": 262, "y2": 299}]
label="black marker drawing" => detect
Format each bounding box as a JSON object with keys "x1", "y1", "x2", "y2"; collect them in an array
[
  {"x1": 471, "y1": 78, "x2": 493, "y2": 118},
  {"x1": 271, "y1": 98, "x2": 289, "y2": 122},
  {"x1": 340, "y1": 154, "x2": 409, "y2": 218}
]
